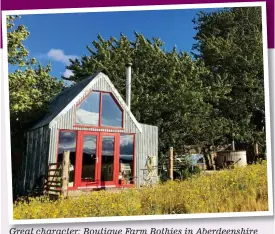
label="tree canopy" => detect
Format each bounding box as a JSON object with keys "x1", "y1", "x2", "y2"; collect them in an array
[
  {"x1": 64, "y1": 32, "x2": 231, "y2": 153},
  {"x1": 64, "y1": 7, "x2": 264, "y2": 154},
  {"x1": 7, "y1": 15, "x2": 64, "y2": 134},
  {"x1": 193, "y1": 7, "x2": 265, "y2": 147},
  {"x1": 8, "y1": 7, "x2": 265, "y2": 156}
]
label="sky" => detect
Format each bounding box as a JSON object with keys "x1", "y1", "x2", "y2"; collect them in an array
[{"x1": 10, "y1": 8, "x2": 222, "y2": 79}]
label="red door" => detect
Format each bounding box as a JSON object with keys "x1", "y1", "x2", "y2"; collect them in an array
[
  {"x1": 76, "y1": 131, "x2": 100, "y2": 187},
  {"x1": 75, "y1": 131, "x2": 119, "y2": 188}
]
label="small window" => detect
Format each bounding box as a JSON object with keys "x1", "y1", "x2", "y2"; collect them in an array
[
  {"x1": 76, "y1": 91, "x2": 100, "y2": 126},
  {"x1": 81, "y1": 135, "x2": 97, "y2": 182},
  {"x1": 57, "y1": 131, "x2": 76, "y2": 187},
  {"x1": 119, "y1": 134, "x2": 134, "y2": 184},
  {"x1": 102, "y1": 93, "x2": 123, "y2": 127}
]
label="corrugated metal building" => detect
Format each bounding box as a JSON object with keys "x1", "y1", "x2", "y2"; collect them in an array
[{"x1": 19, "y1": 71, "x2": 158, "y2": 195}]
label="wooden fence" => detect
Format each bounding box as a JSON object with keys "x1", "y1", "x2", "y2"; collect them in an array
[{"x1": 158, "y1": 147, "x2": 208, "y2": 181}]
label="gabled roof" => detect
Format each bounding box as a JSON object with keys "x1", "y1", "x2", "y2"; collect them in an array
[{"x1": 31, "y1": 72, "x2": 142, "y2": 132}]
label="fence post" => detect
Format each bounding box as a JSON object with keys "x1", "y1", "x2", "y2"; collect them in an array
[
  {"x1": 61, "y1": 151, "x2": 70, "y2": 198},
  {"x1": 255, "y1": 142, "x2": 259, "y2": 156},
  {"x1": 169, "y1": 147, "x2": 174, "y2": 180}
]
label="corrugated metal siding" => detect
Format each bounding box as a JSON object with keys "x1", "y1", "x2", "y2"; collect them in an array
[
  {"x1": 21, "y1": 126, "x2": 50, "y2": 193},
  {"x1": 48, "y1": 127, "x2": 57, "y2": 163},
  {"x1": 136, "y1": 124, "x2": 159, "y2": 187}
]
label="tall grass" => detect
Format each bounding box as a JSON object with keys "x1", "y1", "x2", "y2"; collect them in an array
[{"x1": 13, "y1": 162, "x2": 268, "y2": 219}]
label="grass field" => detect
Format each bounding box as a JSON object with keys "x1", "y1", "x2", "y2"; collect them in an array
[{"x1": 13, "y1": 162, "x2": 268, "y2": 219}]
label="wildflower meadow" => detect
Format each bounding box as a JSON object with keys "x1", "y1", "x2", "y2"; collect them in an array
[{"x1": 13, "y1": 162, "x2": 268, "y2": 220}]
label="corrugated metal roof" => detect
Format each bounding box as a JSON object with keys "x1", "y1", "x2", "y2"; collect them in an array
[{"x1": 30, "y1": 73, "x2": 99, "y2": 130}]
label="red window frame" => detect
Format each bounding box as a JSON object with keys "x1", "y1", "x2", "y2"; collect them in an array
[
  {"x1": 75, "y1": 131, "x2": 101, "y2": 188},
  {"x1": 55, "y1": 129, "x2": 78, "y2": 190},
  {"x1": 117, "y1": 133, "x2": 136, "y2": 188},
  {"x1": 98, "y1": 132, "x2": 120, "y2": 187},
  {"x1": 74, "y1": 90, "x2": 124, "y2": 130},
  {"x1": 55, "y1": 130, "x2": 136, "y2": 191}
]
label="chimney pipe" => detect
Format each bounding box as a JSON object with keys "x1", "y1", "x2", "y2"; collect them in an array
[{"x1": 126, "y1": 63, "x2": 132, "y2": 110}]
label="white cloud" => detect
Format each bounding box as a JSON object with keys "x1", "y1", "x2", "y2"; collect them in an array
[
  {"x1": 64, "y1": 80, "x2": 74, "y2": 87},
  {"x1": 47, "y1": 49, "x2": 78, "y2": 65},
  {"x1": 63, "y1": 69, "x2": 74, "y2": 78}
]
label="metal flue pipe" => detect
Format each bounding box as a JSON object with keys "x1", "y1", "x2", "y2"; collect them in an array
[{"x1": 125, "y1": 63, "x2": 132, "y2": 110}]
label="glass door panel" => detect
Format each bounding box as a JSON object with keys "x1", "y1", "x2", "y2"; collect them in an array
[
  {"x1": 76, "y1": 131, "x2": 119, "y2": 188},
  {"x1": 101, "y1": 136, "x2": 115, "y2": 182},
  {"x1": 81, "y1": 134, "x2": 97, "y2": 183},
  {"x1": 57, "y1": 131, "x2": 77, "y2": 187}
]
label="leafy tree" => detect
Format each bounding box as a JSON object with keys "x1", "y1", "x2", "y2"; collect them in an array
[
  {"x1": 65, "y1": 33, "x2": 229, "y2": 153},
  {"x1": 7, "y1": 16, "x2": 64, "y2": 182},
  {"x1": 7, "y1": 16, "x2": 64, "y2": 134},
  {"x1": 192, "y1": 7, "x2": 265, "y2": 153},
  {"x1": 7, "y1": 15, "x2": 30, "y2": 67},
  {"x1": 62, "y1": 7, "x2": 264, "y2": 158}
]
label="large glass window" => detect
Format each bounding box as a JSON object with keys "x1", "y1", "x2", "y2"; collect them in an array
[
  {"x1": 81, "y1": 135, "x2": 97, "y2": 182},
  {"x1": 76, "y1": 92, "x2": 100, "y2": 126},
  {"x1": 57, "y1": 131, "x2": 76, "y2": 187},
  {"x1": 75, "y1": 91, "x2": 123, "y2": 128},
  {"x1": 102, "y1": 93, "x2": 123, "y2": 127},
  {"x1": 101, "y1": 136, "x2": 115, "y2": 181},
  {"x1": 119, "y1": 134, "x2": 134, "y2": 184}
]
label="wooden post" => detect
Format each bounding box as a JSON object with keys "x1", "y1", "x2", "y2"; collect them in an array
[
  {"x1": 169, "y1": 147, "x2": 173, "y2": 180},
  {"x1": 61, "y1": 151, "x2": 70, "y2": 198},
  {"x1": 255, "y1": 142, "x2": 259, "y2": 156},
  {"x1": 232, "y1": 140, "x2": 235, "y2": 151},
  {"x1": 213, "y1": 152, "x2": 216, "y2": 171}
]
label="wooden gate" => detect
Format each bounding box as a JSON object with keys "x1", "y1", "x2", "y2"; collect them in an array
[
  {"x1": 45, "y1": 150, "x2": 70, "y2": 197},
  {"x1": 45, "y1": 163, "x2": 62, "y2": 196}
]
